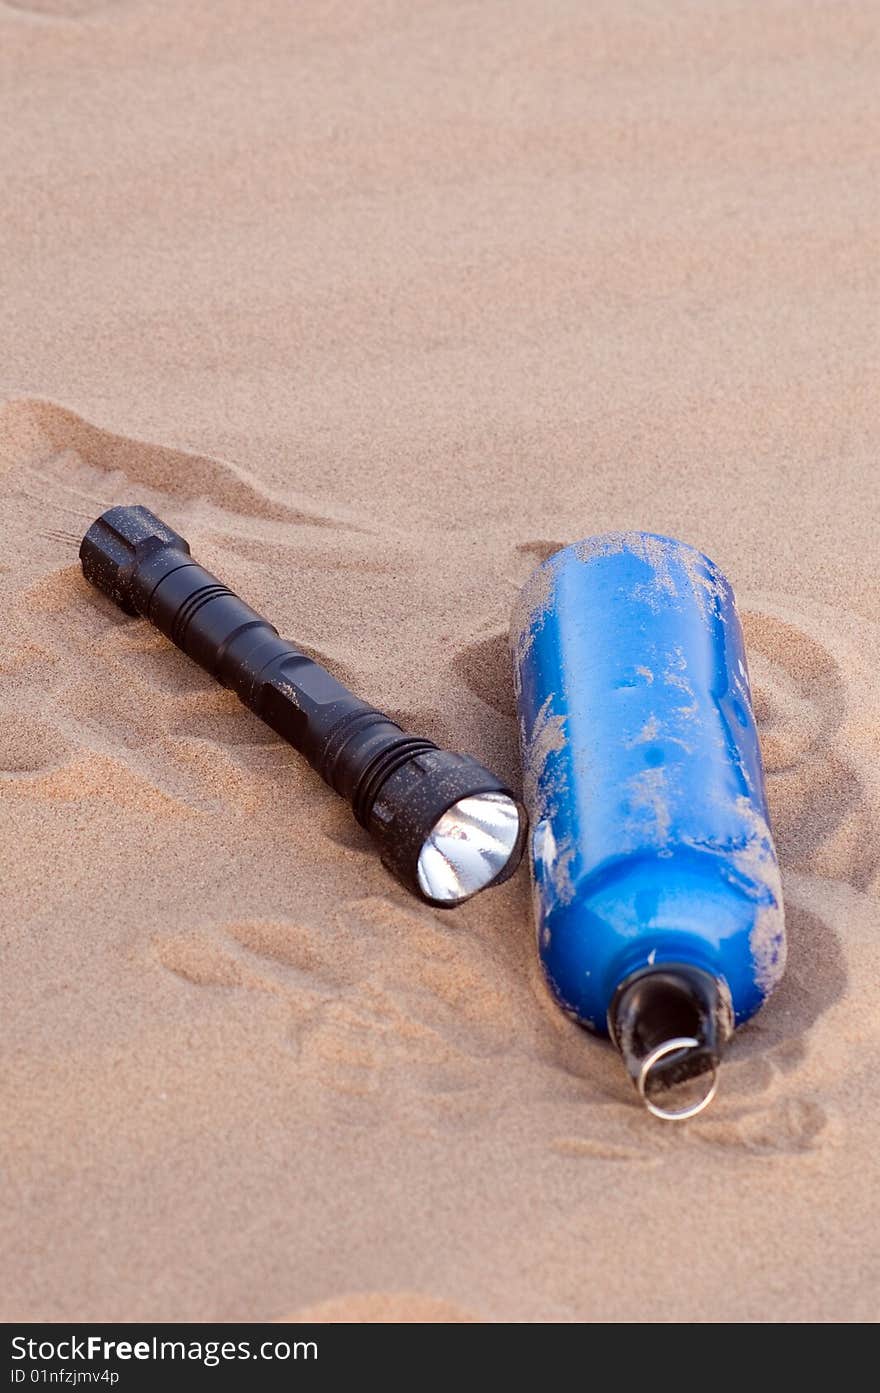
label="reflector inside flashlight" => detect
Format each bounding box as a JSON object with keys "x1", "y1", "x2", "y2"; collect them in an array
[{"x1": 416, "y1": 792, "x2": 524, "y2": 905}]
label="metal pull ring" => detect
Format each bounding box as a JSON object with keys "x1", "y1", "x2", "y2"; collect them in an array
[{"x1": 637, "y1": 1036, "x2": 719, "y2": 1121}]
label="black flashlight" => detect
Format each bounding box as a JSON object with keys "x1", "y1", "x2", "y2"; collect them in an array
[{"x1": 79, "y1": 506, "x2": 526, "y2": 906}]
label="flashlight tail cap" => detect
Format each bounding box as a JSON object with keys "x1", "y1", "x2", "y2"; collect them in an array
[{"x1": 80, "y1": 505, "x2": 190, "y2": 615}]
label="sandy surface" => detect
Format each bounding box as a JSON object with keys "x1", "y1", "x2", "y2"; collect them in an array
[{"x1": 1, "y1": 0, "x2": 878, "y2": 1322}]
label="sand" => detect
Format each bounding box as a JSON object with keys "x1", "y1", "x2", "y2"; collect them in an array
[{"x1": 1, "y1": 0, "x2": 878, "y2": 1323}]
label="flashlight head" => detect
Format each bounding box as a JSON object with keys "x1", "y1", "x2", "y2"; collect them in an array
[{"x1": 366, "y1": 749, "x2": 527, "y2": 907}]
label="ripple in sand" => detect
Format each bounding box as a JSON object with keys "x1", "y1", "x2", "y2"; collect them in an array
[
  {"x1": 551, "y1": 1136, "x2": 658, "y2": 1163},
  {"x1": 281, "y1": 1291, "x2": 478, "y2": 1323},
  {"x1": 514, "y1": 539, "x2": 567, "y2": 566},
  {"x1": 3, "y1": 1, "x2": 120, "y2": 15},
  {"x1": 451, "y1": 631, "x2": 516, "y2": 720},
  {"x1": 744, "y1": 607, "x2": 879, "y2": 891},
  {"x1": 0, "y1": 397, "x2": 330, "y2": 527},
  {"x1": 0, "y1": 713, "x2": 72, "y2": 775}
]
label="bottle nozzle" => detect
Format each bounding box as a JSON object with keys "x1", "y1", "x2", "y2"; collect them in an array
[{"x1": 609, "y1": 964, "x2": 733, "y2": 1121}]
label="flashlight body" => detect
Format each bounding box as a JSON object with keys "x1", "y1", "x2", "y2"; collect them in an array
[
  {"x1": 80, "y1": 506, "x2": 525, "y2": 905},
  {"x1": 511, "y1": 533, "x2": 785, "y2": 1034}
]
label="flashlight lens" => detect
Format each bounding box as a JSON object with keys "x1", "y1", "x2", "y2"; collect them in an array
[{"x1": 416, "y1": 792, "x2": 524, "y2": 904}]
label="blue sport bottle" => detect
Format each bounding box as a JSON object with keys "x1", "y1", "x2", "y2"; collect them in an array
[{"x1": 511, "y1": 534, "x2": 786, "y2": 1119}]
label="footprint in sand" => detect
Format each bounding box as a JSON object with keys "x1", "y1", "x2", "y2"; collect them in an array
[
  {"x1": 153, "y1": 919, "x2": 347, "y2": 999},
  {"x1": 151, "y1": 895, "x2": 530, "y2": 1125},
  {"x1": 743, "y1": 609, "x2": 878, "y2": 890},
  {"x1": 697, "y1": 1096, "x2": 830, "y2": 1157}
]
